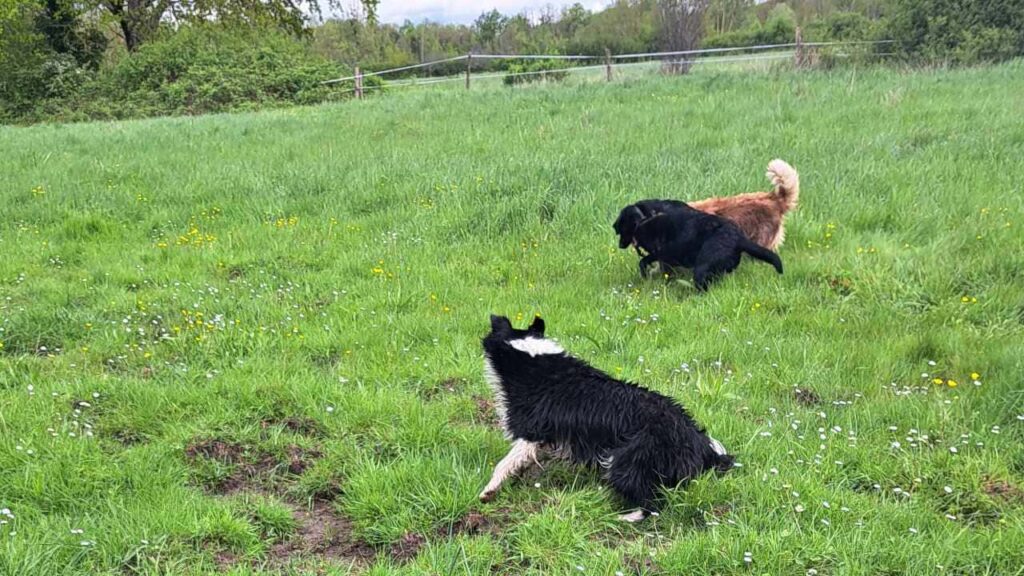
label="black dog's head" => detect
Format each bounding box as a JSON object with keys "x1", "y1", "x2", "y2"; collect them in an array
[
  {"x1": 487, "y1": 314, "x2": 545, "y2": 341},
  {"x1": 632, "y1": 213, "x2": 677, "y2": 253},
  {"x1": 613, "y1": 205, "x2": 646, "y2": 249}
]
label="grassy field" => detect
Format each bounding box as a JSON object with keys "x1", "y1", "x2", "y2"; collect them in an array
[{"x1": 2, "y1": 61, "x2": 1024, "y2": 576}]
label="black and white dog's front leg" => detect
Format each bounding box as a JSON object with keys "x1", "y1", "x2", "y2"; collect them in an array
[
  {"x1": 479, "y1": 439, "x2": 540, "y2": 502},
  {"x1": 618, "y1": 509, "x2": 652, "y2": 523}
]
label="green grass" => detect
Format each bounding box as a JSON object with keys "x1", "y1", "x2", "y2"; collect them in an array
[{"x1": 2, "y1": 61, "x2": 1024, "y2": 576}]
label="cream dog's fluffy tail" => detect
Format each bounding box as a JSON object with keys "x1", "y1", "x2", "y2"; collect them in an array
[{"x1": 766, "y1": 159, "x2": 799, "y2": 212}]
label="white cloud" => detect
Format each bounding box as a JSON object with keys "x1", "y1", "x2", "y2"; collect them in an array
[{"x1": 377, "y1": 0, "x2": 609, "y2": 25}]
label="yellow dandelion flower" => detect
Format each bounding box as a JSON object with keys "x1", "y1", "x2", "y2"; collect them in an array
[
  {"x1": 970, "y1": 372, "x2": 980, "y2": 380},
  {"x1": 947, "y1": 379, "x2": 957, "y2": 388},
  {"x1": 932, "y1": 378, "x2": 944, "y2": 385},
  {"x1": 961, "y1": 296, "x2": 970, "y2": 303}
]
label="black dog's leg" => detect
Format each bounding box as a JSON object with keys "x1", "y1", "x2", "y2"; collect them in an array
[
  {"x1": 695, "y1": 258, "x2": 740, "y2": 292},
  {"x1": 693, "y1": 265, "x2": 714, "y2": 292},
  {"x1": 692, "y1": 242, "x2": 742, "y2": 292},
  {"x1": 638, "y1": 254, "x2": 657, "y2": 278}
]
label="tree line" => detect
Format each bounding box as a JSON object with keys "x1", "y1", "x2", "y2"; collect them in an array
[{"x1": 2, "y1": 0, "x2": 1022, "y2": 123}]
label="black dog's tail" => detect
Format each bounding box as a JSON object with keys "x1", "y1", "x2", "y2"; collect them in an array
[{"x1": 740, "y1": 239, "x2": 783, "y2": 274}]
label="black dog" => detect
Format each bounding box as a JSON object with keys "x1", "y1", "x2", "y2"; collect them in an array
[
  {"x1": 612, "y1": 199, "x2": 686, "y2": 254},
  {"x1": 480, "y1": 314, "x2": 733, "y2": 521},
  {"x1": 621, "y1": 202, "x2": 783, "y2": 291}
]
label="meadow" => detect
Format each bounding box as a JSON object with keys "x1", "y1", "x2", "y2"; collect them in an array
[{"x1": 1, "y1": 60, "x2": 1023, "y2": 575}]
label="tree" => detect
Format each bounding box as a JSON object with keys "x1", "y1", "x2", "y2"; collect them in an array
[
  {"x1": 657, "y1": 0, "x2": 709, "y2": 73},
  {"x1": 705, "y1": 0, "x2": 751, "y2": 35},
  {"x1": 474, "y1": 9, "x2": 508, "y2": 50},
  {"x1": 35, "y1": 0, "x2": 106, "y2": 68},
  {"x1": 92, "y1": 0, "x2": 345, "y2": 51},
  {"x1": 567, "y1": 0, "x2": 657, "y2": 56},
  {"x1": 361, "y1": 0, "x2": 378, "y2": 26},
  {"x1": 559, "y1": 2, "x2": 590, "y2": 37}
]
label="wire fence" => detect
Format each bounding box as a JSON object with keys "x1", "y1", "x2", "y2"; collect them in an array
[{"x1": 321, "y1": 38, "x2": 895, "y2": 96}]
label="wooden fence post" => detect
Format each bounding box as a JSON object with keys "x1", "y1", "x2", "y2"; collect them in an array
[
  {"x1": 605, "y1": 48, "x2": 612, "y2": 82},
  {"x1": 355, "y1": 66, "x2": 363, "y2": 99},
  {"x1": 794, "y1": 27, "x2": 804, "y2": 69},
  {"x1": 465, "y1": 53, "x2": 472, "y2": 90}
]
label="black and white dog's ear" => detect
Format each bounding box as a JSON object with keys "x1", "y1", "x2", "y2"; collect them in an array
[
  {"x1": 489, "y1": 314, "x2": 512, "y2": 333},
  {"x1": 527, "y1": 315, "x2": 545, "y2": 336}
]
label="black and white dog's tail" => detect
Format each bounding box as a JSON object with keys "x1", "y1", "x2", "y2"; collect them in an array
[
  {"x1": 604, "y1": 430, "x2": 735, "y2": 514},
  {"x1": 707, "y1": 436, "x2": 735, "y2": 473},
  {"x1": 740, "y1": 238, "x2": 783, "y2": 274}
]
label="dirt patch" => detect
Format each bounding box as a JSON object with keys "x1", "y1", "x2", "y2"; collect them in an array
[
  {"x1": 259, "y1": 416, "x2": 324, "y2": 438},
  {"x1": 308, "y1": 480, "x2": 344, "y2": 502},
  {"x1": 826, "y1": 275, "x2": 854, "y2": 296},
  {"x1": 438, "y1": 510, "x2": 501, "y2": 538},
  {"x1": 710, "y1": 504, "x2": 731, "y2": 518},
  {"x1": 186, "y1": 439, "x2": 248, "y2": 465},
  {"x1": 268, "y1": 501, "x2": 376, "y2": 567},
  {"x1": 110, "y1": 428, "x2": 145, "y2": 446},
  {"x1": 184, "y1": 439, "x2": 320, "y2": 495},
  {"x1": 473, "y1": 395, "x2": 497, "y2": 426},
  {"x1": 283, "y1": 417, "x2": 323, "y2": 437},
  {"x1": 389, "y1": 532, "x2": 426, "y2": 563},
  {"x1": 451, "y1": 512, "x2": 490, "y2": 535},
  {"x1": 213, "y1": 550, "x2": 238, "y2": 571},
  {"x1": 624, "y1": 554, "x2": 661, "y2": 575},
  {"x1": 421, "y1": 377, "x2": 467, "y2": 400},
  {"x1": 793, "y1": 387, "x2": 822, "y2": 406},
  {"x1": 286, "y1": 445, "x2": 321, "y2": 475},
  {"x1": 983, "y1": 477, "x2": 1024, "y2": 503},
  {"x1": 311, "y1": 351, "x2": 341, "y2": 369}
]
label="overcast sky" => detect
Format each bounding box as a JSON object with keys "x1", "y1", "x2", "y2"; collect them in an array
[{"x1": 377, "y1": 1, "x2": 610, "y2": 25}]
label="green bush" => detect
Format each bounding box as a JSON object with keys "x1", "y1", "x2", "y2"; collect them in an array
[
  {"x1": 886, "y1": 0, "x2": 1024, "y2": 64},
  {"x1": 702, "y1": 5, "x2": 796, "y2": 49},
  {"x1": 503, "y1": 59, "x2": 571, "y2": 86},
  {"x1": 0, "y1": 5, "x2": 89, "y2": 120},
  {"x1": 4, "y1": 24, "x2": 371, "y2": 124},
  {"x1": 805, "y1": 12, "x2": 875, "y2": 42}
]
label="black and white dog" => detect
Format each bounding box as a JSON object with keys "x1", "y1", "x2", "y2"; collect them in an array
[{"x1": 479, "y1": 314, "x2": 733, "y2": 521}]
